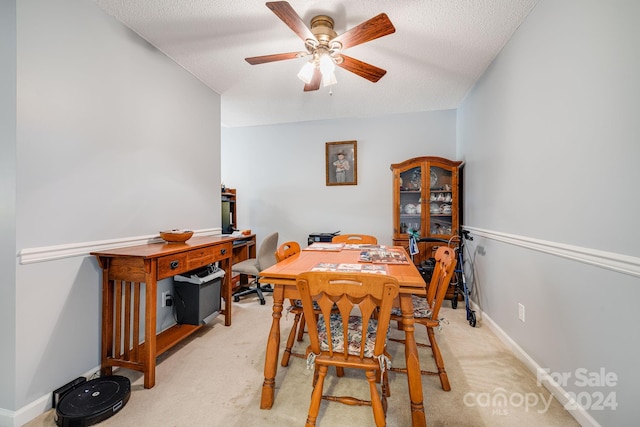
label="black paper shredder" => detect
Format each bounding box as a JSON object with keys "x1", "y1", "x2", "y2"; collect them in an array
[{"x1": 173, "y1": 265, "x2": 225, "y2": 325}]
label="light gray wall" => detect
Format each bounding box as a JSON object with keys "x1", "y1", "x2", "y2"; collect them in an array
[
  {"x1": 5, "y1": 0, "x2": 222, "y2": 421},
  {"x1": 17, "y1": 0, "x2": 221, "y2": 248},
  {"x1": 457, "y1": 0, "x2": 639, "y2": 425},
  {"x1": 8, "y1": 0, "x2": 639, "y2": 425},
  {"x1": 0, "y1": 0, "x2": 17, "y2": 413},
  {"x1": 221, "y1": 110, "x2": 457, "y2": 248}
]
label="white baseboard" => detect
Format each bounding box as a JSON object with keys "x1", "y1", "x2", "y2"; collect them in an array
[
  {"x1": 0, "y1": 394, "x2": 49, "y2": 427},
  {"x1": 475, "y1": 301, "x2": 601, "y2": 427},
  {"x1": 0, "y1": 367, "x2": 101, "y2": 427}
]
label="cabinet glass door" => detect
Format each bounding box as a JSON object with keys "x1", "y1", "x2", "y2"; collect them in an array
[
  {"x1": 398, "y1": 166, "x2": 422, "y2": 236},
  {"x1": 427, "y1": 166, "x2": 453, "y2": 236}
]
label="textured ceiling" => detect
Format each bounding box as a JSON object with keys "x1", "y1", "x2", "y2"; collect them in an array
[{"x1": 94, "y1": 0, "x2": 539, "y2": 127}]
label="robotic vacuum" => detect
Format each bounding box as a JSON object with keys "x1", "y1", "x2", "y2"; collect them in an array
[{"x1": 55, "y1": 375, "x2": 131, "y2": 427}]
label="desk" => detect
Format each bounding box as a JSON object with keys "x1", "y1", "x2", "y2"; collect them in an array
[
  {"x1": 91, "y1": 235, "x2": 242, "y2": 389},
  {"x1": 258, "y1": 247, "x2": 427, "y2": 427}
]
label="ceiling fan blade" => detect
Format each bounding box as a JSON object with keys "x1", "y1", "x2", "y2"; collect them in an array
[
  {"x1": 266, "y1": 1, "x2": 318, "y2": 44},
  {"x1": 331, "y1": 13, "x2": 395, "y2": 50},
  {"x1": 337, "y1": 55, "x2": 387, "y2": 83},
  {"x1": 303, "y1": 68, "x2": 321, "y2": 92},
  {"x1": 245, "y1": 51, "x2": 307, "y2": 65}
]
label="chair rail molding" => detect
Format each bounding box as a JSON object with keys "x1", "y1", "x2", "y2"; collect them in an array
[
  {"x1": 18, "y1": 228, "x2": 222, "y2": 264},
  {"x1": 463, "y1": 226, "x2": 640, "y2": 279}
]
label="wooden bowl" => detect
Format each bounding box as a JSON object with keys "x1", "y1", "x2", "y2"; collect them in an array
[{"x1": 159, "y1": 229, "x2": 193, "y2": 243}]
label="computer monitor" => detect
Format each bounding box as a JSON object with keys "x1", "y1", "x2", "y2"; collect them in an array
[{"x1": 221, "y1": 200, "x2": 232, "y2": 234}]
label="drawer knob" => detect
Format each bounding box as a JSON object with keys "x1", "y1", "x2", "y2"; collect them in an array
[
  {"x1": 170, "y1": 260, "x2": 179, "y2": 270},
  {"x1": 221, "y1": 248, "x2": 226, "y2": 255}
]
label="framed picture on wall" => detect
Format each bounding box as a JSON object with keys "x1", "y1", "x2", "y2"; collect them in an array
[{"x1": 326, "y1": 140, "x2": 357, "y2": 186}]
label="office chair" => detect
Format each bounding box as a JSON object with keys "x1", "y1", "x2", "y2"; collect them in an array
[{"x1": 232, "y1": 232, "x2": 279, "y2": 305}]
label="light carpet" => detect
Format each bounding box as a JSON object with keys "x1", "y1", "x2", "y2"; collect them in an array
[{"x1": 25, "y1": 294, "x2": 579, "y2": 426}]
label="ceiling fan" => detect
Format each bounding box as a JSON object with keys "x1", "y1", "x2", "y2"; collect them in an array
[{"x1": 245, "y1": 1, "x2": 396, "y2": 92}]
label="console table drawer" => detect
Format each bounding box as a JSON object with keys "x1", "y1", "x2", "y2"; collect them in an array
[{"x1": 157, "y1": 243, "x2": 232, "y2": 279}]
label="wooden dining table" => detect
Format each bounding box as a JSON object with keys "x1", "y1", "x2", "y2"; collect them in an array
[{"x1": 258, "y1": 245, "x2": 428, "y2": 427}]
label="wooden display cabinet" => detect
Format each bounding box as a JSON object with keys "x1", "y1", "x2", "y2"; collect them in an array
[{"x1": 391, "y1": 157, "x2": 463, "y2": 298}]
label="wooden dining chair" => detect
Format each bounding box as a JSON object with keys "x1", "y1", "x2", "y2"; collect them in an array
[
  {"x1": 275, "y1": 241, "x2": 300, "y2": 263},
  {"x1": 389, "y1": 245, "x2": 457, "y2": 391},
  {"x1": 296, "y1": 271, "x2": 399, "y2": 427},
  {"x1": 278, "y1": 241, "x2": 344, "y2": 370},
  {"x1": 274, "y1": 241, "x2": 307, "y2": 366},
  {"x1": 331, "y1": 234, "x2": 378, "y2": 245}
]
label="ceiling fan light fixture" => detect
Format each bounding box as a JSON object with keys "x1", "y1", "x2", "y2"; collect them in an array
[
  {"x1": 319, "y1": 53, "x2": 337, "y2": 87},
  {"x1": 319, "y1": 53, "x2": 335, "y2": 74},
  {"x1": 322, "y1": 70, "x2": 337, "y2": 88},
  {"x1": 297, "y1": 61, "x2": 315, "y2": 84},
  {"x1": 246, "y1": 2, "x2": 395, "y2": 92}
]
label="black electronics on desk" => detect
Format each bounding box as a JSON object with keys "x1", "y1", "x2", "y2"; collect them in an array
[
  {"x1": 221, "y1": 200, "x2": 233, "y2": 234},
  {"x1": 307, "y1": 231, "x2": 340, "y2": 246}
]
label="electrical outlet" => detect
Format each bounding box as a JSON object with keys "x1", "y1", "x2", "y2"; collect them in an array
[
  {"x1": 518, "y1": 303, "x2": 525, "y2": 322},
  {"x1": 161, "y1": 291, "x2": 169, "y2": 307}
]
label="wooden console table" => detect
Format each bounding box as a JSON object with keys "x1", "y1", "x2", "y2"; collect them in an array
[{"x1": 91, "y1": 234, "x2": 244, "y2": 388}]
